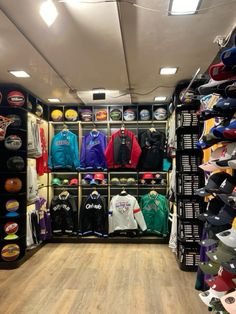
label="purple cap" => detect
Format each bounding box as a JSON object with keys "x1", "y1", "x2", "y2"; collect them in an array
[{"x1": 84, "y1": 174, "x2": 93, "y2": 181}]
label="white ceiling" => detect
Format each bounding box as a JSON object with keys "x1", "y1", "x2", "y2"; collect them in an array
[{"x1": 0, "y1": 0, "x2": 236, "y2": 104}]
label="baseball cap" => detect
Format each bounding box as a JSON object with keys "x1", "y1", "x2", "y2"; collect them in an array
[
  {"x1": 207, "y1": 242, "x2": 236, "y2": 264},
  {"x1": 90, "y1": 179, "x2": 98, "y2": 186},
  {"x1": 69, "y1": 178, "x2": 78, "y2": 186},
  {"x1": 214, "y1": 98, "x2": 236, "y2": 112},
  {"x1": 216, "y1": 218, "x2": 236, "y2": 248},
  {"x1": 84, "y1": 174, "x2": 93, "y2": 181},
  {"x1": 226, "y1": 82, "x2": 236, "y2": 99},
  {"x1": 205, "y1": 266, "x2": 236, "y2": 291},
  {"x1": 199, "y1": 288, "x2": 226, "y2": 307},
  {"x1": 209, "y1": 62, "x2": 236, "y2": 81},
  {"x1": 51, "y1": 178, "x2": 61, "y2": 186},
  {"x1": 222, "y1": 258, "x2": 236, "y2": 275},
  {"x1": 127, "y1": 178, "x2": 136, "y2": 185},
  {"x1": 196, "y1": 172, "x2": 233, "y2": 197},
  {"x1": 62, "y1": 179, "x2": 69, "y2": 185},
  {"x1": 198, "y1": 109, "x2": 233, "y2": 121},
  {"x1": 120, "y1": 178, "x2": 128, "y2": 185},
  {"x1": 206, "y1": 204, "x2": 236, "y2": 226},
  {"x1": 215, "y1": 143, "x2": 236, "y2": 167},
  {"x1": 198, "y1": 79, "x2": 229, "y2": 96},
  {"x1": 200, "y1": 238, "x2": 218, "y2": 247},
  {"x1": 197, "y1": 197, "x2": 225, "y2": 222},
  {"x1": 221, "y1": 46, "x2": 236, "y2": 68},
  {"x1": 221, "y1": 290, "x2": 236, "y2": 314},
  {"x1": 110, "y1": 177, "x2": 120, "y2": 185},
  {"x1": 142, "y1": 173, "x2": 154, "y2": 180},
  {"x1": 94, "y1": 173, "x2": 105, "y2": 181},
  {"x1": 198, "y1": 261, "x2": 220, "y2": 275},
  {"x1": 218, "y1": 175, "x2": 236, "y2": 195},
  {"x1": 218, "y1": 193, "x2": 236, "y2": 208}
]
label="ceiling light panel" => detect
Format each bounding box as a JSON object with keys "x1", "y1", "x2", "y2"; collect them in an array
[
  {"x1": 48, "y1": 98, "x2": 60, "y2": 103},
  {"x1": 169, "y1": 0, "x2": 201, "y2": 15},
  {"x1": 9, "y1": 70, "x2": 30, "y2": 78},
  {"x1": 154, "y1": 96, "x2": 167, "y2": 101},
  {"x1": 160, "y1": 67, "x2": 178, "y2": 75},
  {"x1": 40, "y1": 0, "x2": 58, "y2": 27}
]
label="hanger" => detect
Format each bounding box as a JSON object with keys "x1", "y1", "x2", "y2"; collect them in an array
[
  {"x1": 62, "y1": 124, "x2": 69, "y2": 131},
  {"x1": 149, "y1": 123, "x2": 156, "y2": 133},
  {"x1": 149, "y1": 189, "x2": 158, "y2": 196},
  {"x1": 92, "y1": 123, "x2": 97, "y2": 132},
  {"x1": 91, "y1": 187, "x2": 99, "y2": 196},
  {"x1": 120, "y1": 123, "x2": 125, "y2": 134},
  {"x1": 120, "y1": 187, "x2": 128, "y2": 195},
  {"x1": 59, "y1": 189, "x2": 69, "y2": 197}
]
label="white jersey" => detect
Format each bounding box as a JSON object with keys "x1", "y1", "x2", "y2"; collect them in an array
[
  {"x1": 28, "y1": 115, "x2": 42, "y2": 158},
  {"x1": 27, "y1": 165, "x2": 39, "y2": 202},
  {"x1": 108, "y1": 194, "x2": 147, "y2": 233}
]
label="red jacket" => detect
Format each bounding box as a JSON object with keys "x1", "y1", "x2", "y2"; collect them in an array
[
  {"x1": 36, "y1": 128, "x2": 49, "y2": 176},
  {"x1": 105, "y1": 129, "x2": 141, "y2": 168}
]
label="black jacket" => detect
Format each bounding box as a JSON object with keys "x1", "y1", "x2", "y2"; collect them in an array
[{"x1": 138, "y1": 129, "x2": 166, "y2": 171}]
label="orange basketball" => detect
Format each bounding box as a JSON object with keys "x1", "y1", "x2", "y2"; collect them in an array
[{"x1": 5, "y1": 178, "x2": 22, "y2": 193}]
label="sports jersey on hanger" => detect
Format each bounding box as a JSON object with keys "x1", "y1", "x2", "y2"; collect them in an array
[
  {"x1": 80, "y1": 130, "x2": 107, "y2": 170},
  {"x1": 79, "y1": 193, "x2": 107, "y2": 237},
  {"x1": 108, "y1": 194, "x2": 147, "y2": 233},
  {"x1": 140, "y1": 193, "x2": 169, "y2": 236},
  {"x1": 48, "y1": 130, "x2": 80, "y2": 170}
]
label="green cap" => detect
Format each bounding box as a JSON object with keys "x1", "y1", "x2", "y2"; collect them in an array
[
  {"x1": 111, "y1": 178, "x2": 120, "y2": 185},
  {"x1": 51, "y1": 178, "x2": 62, "y2": 186},
  {"x1": 120, "y1": 178, "x2": 128, "y2": 185},
  {"x1": 198, "y1": 261, "x2": 220, "y2": 275},
  {"x1": 206, "y1": 242, "x2": 236, "y2": 264}
]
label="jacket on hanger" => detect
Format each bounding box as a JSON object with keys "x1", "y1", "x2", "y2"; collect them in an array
[
  {"x1": 79, "y1": 193, "x2": 107, "y2": 237},
  {"x1": 28, "y1": 115, "x2": 42, "y2": 158},
  {"x1": 36, "y1": 128, "x2": 49, "y2": 176},
  {"x1": 48, "y1": 130, "x2": 80, "y2": 170},
  {"x1": 138, "y1": 129, "x2": 166, "y2": 171},
  {"x1": 108, "y1": 194, "x2": 147, "y2": 233},
  {"x1": 105, "y1": 129, "x2": 141, "y2": 169},
  {"x1": 35, "y1": 197, "x2": 52, "y2": 241},
  {"x1": 80, "y1": 130, "x2": 107, "y2": 170},
  {"x1": 140, "y1": 193, "x2": 169, "y2": 236},
  {"x1": 27, "y1": 164, "x2": 39, "y2": 203},
  {"x1": 50, "y1": 193, "x2": 77, "y2": 235}
]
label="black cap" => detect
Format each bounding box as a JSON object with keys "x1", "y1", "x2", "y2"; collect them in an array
[
  {"x1": 197, "y1": 197, "x2": 225, "y2": 222},
  {"x1": 206, "y1": 204, "x2": 236, "y2": 226}
]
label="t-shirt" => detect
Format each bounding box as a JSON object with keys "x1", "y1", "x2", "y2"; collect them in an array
[{"x1": 108, "y1": 194, "x2": 147, "y2": 233}]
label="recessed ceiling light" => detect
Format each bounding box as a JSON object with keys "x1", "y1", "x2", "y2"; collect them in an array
[
  {"x1": 154, "y1": 96, "x2": 167, "y2": 102},
  {"x1": 48, "y1": 98, "x2": 60, "y2": 103},
  {"x1": 92, "y1": 88, "x2": 105, "y2": 94},
  {"x1": 9, "y1": 70, "x2": 30, "y2": 78},
  {"x1": 40, "y1": 0, "x2": 58, "y2": 27},
  {"x1": 169, "y1": 0, "x2": 201, "y2": 15},
  {"x1": 160, "y1": 67, "x2": 178, "y2": 75}
]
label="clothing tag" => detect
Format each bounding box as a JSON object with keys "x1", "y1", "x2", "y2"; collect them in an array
[
  {"x1": 213, "y1": 255, "x2": 218, "y2": 260},
  {"x1": 230, "y1": 264, "x2": 235, "y2": 269}
]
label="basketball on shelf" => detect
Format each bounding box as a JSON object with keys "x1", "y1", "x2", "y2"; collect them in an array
[
  {"x1": 1, "y1": 244, "x2": 20, "y2": 261},
  {"x1": 7, "y1": 91, "x2": 25, "y2": 107},
  {"x1": 35, "y1": 104, "x2": 44, "y2": 117},
  {"x1": 179, "y1": 88, "x2": 195, "y2": 104},
  {"x1": 154, "y1": 107, "x2": 167, "y2": 120},
  {"x1": 7, "y1": 156, "x2": 25, "y2": 171},
  {"x1": 96, "y1": 109, "x2": 107, "y2": 121},
  {"x1": 123, "y1": 109, "x2": 136, "y2": 121},
  {"x1": 80, "y1": 109, "x2": 93, "y2": 122},
  {"x1": 51, "y1": 109, "x2": 63, "y2": 122},
  {"x1": 4, "y1": 135, "x2": 22, "y2": 150},
  {"x1": 6, "y1": 199, "x2": 19, "y2": 212},
  {"x1": 4, "y1": 222, "x2": 19, "y2": 235},
  {"x1": 0, "y1": 115, "x2": 13, "y2": 141},
  {"x1": 65, "y1": 109, "x2": 78, "y2": 121},
  {"x1": 140, "y1": 109, "x2": 151, "y2": 121},
  {"x1": 4, "y1": 177, "x2": 22, "y2": 193},
  {"x1": 6, "y1": 114, "x2": 22, "y2": 128},
  {"x1": 110, "y1": 109, "x2": 122, "y2": 121}
]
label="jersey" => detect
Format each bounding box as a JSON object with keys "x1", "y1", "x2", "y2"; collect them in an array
[
  {"x1": 108, "y1": 194, "x2": 147, "y2": 233},
  {"x1": 140, "y1": 193, "x2": 169, "y2": 236}
]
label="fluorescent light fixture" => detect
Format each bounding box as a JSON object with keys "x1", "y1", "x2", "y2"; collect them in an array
[
  {"x1": 160, "y1": 67, "x2": 178, "y2": 75},
  {"x1": 40, "y1": 0, "x2": 58, "y2": 27},
  {"x1": 92, "y1": 88, "x2": 105, "y2": 94},
  {"x1": 154, "y1": 96, "x2": 167, "y2": 101},
  {"x1": 48, "y1": 98, "x2": 60, "y2": 103},
  {"x1": 9, "y1": 70, "x2": 30, "y2": 78},
  {"x1": 169, "y1": 0, "x2": 201, "y2": 15}
]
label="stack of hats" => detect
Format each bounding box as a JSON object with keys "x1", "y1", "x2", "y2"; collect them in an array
[
  {"x1": 140, "y1": 173, "x2": 164, "y2": 185},
  {"x1": 82, "y1": 173, "x2": 107, "y2": 186},
  {"x1": 51, "y1": 178, "x2": 78, "y2": 186},
  {"x1": 110, "y1": 177, "x2": 137, "y2": 186}
]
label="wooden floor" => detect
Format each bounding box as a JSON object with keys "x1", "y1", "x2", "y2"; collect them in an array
[{"x1": 0, "y1": 244, "x2": 207, "y2": 314}]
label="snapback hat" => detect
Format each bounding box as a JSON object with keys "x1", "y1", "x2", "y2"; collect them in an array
[
  {"x1": 207, "y1": 242, "x2": 236, "y2": 264},
  {"x1": 51, "y1": 178, "x2": 61, "y2": 186},
  {"x1": 197, "y1": 197, "x2": 225, "y2": 222},
  {"x1": 218, "y1": 192, "x2": 236, "y2": 208},
  {"x1": 90, "y1": 179, "x2": 98, "y2": 186},
  {"x1": 205, "y1": 266, "x2": 236, "y2": 292},
  {"x1": 209, "y1": 62, "x2": 236, "y2": 81},
  {"x1": 206, "y1": 204, "x2": 236, "y2": 226},
  {"x1": 199, "y1": 288, "x2": 226, "y2": 307},
  {"x1": 198, "y1": 261, "x2": 221, "y2": 275},
  {"x1": 215, "y1": 143, "x2": 236, "y2": 168},
  {"x1": 69, "y1": 178, "x2": 78, "y2": 186},
  {"x1": 84, "y1": 174, "x2": 93, "y2": 181},
  {"x1": 94, "y1": 173, "x2": 105, "y2": 181},
  {"x1": 226, "y1": 82, "x2": 236, "y2": 99},
  {"x1": 222, "y1": 258, "x2": 236, "y2": 275},
  {"x1": 214, "y1": 97, "x2": 236, "y2": 112},
  {"x1": 142, "y1": 173, "x2": 154, "y2": 180},
  {"x1": 221, "y1": 46, "x2": 236, "y2": 68},
  {"x1": 198, "y1": 79, "x2": 229, "y2": 96},
  {"x1": 216, "y1": 218, "x2": 236, "y2": 248},
  {"x1": 110, "y1": 177, "x2": 120, "y2": 185},
  {"x1": 221, "y1": 290, "x2": 236, "y2": 314}
]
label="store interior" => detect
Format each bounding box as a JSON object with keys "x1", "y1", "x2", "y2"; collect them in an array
[{"x1": 0, "y1": 1, "x2": 236, "y2": 313}]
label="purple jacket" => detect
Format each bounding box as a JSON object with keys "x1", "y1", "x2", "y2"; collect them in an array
[{"x1": 80, "y1": 130, "x2": 107, "y2": 170}]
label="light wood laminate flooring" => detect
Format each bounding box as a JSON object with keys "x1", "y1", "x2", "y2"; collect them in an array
[{"x1": 0, "y1": 244, "x2": 207, "y2": 314}]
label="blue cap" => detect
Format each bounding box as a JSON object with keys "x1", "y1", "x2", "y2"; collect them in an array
[
  {"x1": 214, "y1": 97, "x2": 236, "y2": 111},
  {"x1": 90, "y1": 179, "x2": 98, "y2": 186},
  {"x1": 221, "y1": 46, "x2": 236, "y2": 68}
]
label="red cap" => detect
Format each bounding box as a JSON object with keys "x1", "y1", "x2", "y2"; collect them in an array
[
  {"x1": 94, "y1": 173, "x2": 105, "y2": 181},
  {"x1": 223, "y1": 129, "x2": 236, "y2": 140},
  {"x1": 69, "y1": 178, "x2": 78, "y2": 186},
  {"x1": 205, "y1": 266, "x2": 236, "y2": 291},
  {"x1": 142, "y1": 173, "x2": 154, "y2": 180},
  {"x1": 209, "y1": 62, "x2": 236, "y2": 81}
]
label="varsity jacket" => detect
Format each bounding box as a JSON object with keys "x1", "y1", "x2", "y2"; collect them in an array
[
  {"x1": 105, "y1": 129, "x2": 141, "y2": 169},
  {"x1": 80, "y1": 130, "x2": 107, "y2": 170},
  {"x1": 36, "y1": 128, "x2": 49, "y2": 176},
  {"x1": 108, "y1": 194, "x2": 147, "y2": 233},
  {"x1": 79, "y1": 193, "x2": 108, "y2": 237},
  {"x1": 138, "y1": 129, "x2": 166, "y2": 171},
  {"x1": 140, "y1": 193, "x2": 169, "y2": 236},
  {"x1": 50, "y1": 193, "x2": 77, "y2": 235},
  {"x1": 48, "y1": 130, "x2": 80, "y2": 170}
]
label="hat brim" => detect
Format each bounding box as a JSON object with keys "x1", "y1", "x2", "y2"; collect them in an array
[
  {"x1": 222, "y1": 259, "x2": 236, "y2": 275},
  {"x1": 206, "y1": 276, "x2": 236, "y2": 292},
  {"x1": 200, "y1": 238, "x2": 218, "y2": 247},
  {"x1": 218, "y1": 194, "x2": 236, "y2": 208},
  {"x1": 198, "y1": 261, "x2": 220, "y2": 275},
  {"x1": 216, "y1": 229, "x2": 236, "y2": 248},
  {"x1": 195, "y1": 187, "x2": 211, "y2": 197}
]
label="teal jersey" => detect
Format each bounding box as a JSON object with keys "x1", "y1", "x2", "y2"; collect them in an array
[{"x1": 140, "y1": 193, "x2": 169, "y2": 236}]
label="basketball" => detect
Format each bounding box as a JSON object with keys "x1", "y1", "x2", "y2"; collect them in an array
[
  {"x1": 110, "y1": 109, "x2": 122, "y2": 121},
  {"x1": 124, "y1": 109, "x2": 136, "y2": 121},
  {"x1": 7, "y1": 91, "x2": 25, "y2": 107},
  {"x1": 154, "y1": 107, "x2": 167, "y2": 120},
  {"x1": 4, "y1": 222, "x2": 19, "y2": 234},
  {"x1": 96, "y1": 109, "x2": 107, "y2": 121},
  {"x1": 65, "y1": 109, "x2": 78, "y2": 121},
  {"x1": 51, "y1": 109, "x2": 63, "y2": 122},
  {"x1": 1, "y1": 244, "x2": 20, "y2": 261},
  {"x1": 36, "y1": 104, "x2": 44, "y2": 117},
  {"x1": 7, "y1": 156, "x2": 25, "y2": 171},
  {"x1": 5, "y1": 177, "x2": 22, "y2": 193},
  {"x1": 6, "y1": 199, "x2": 19, "y2": 212},
  {"x1": 80, "y1": 109, "x2": 93, "y2": 122},
  {"x1": 4, "y1": 135, "x2": 22, "y2": 151},
  {"x1": 6, "y1": 115, "x2": 22, "y2": 128},
  {"x1": 140, "y1": 109, "x2": 151, "y2": 121}
]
